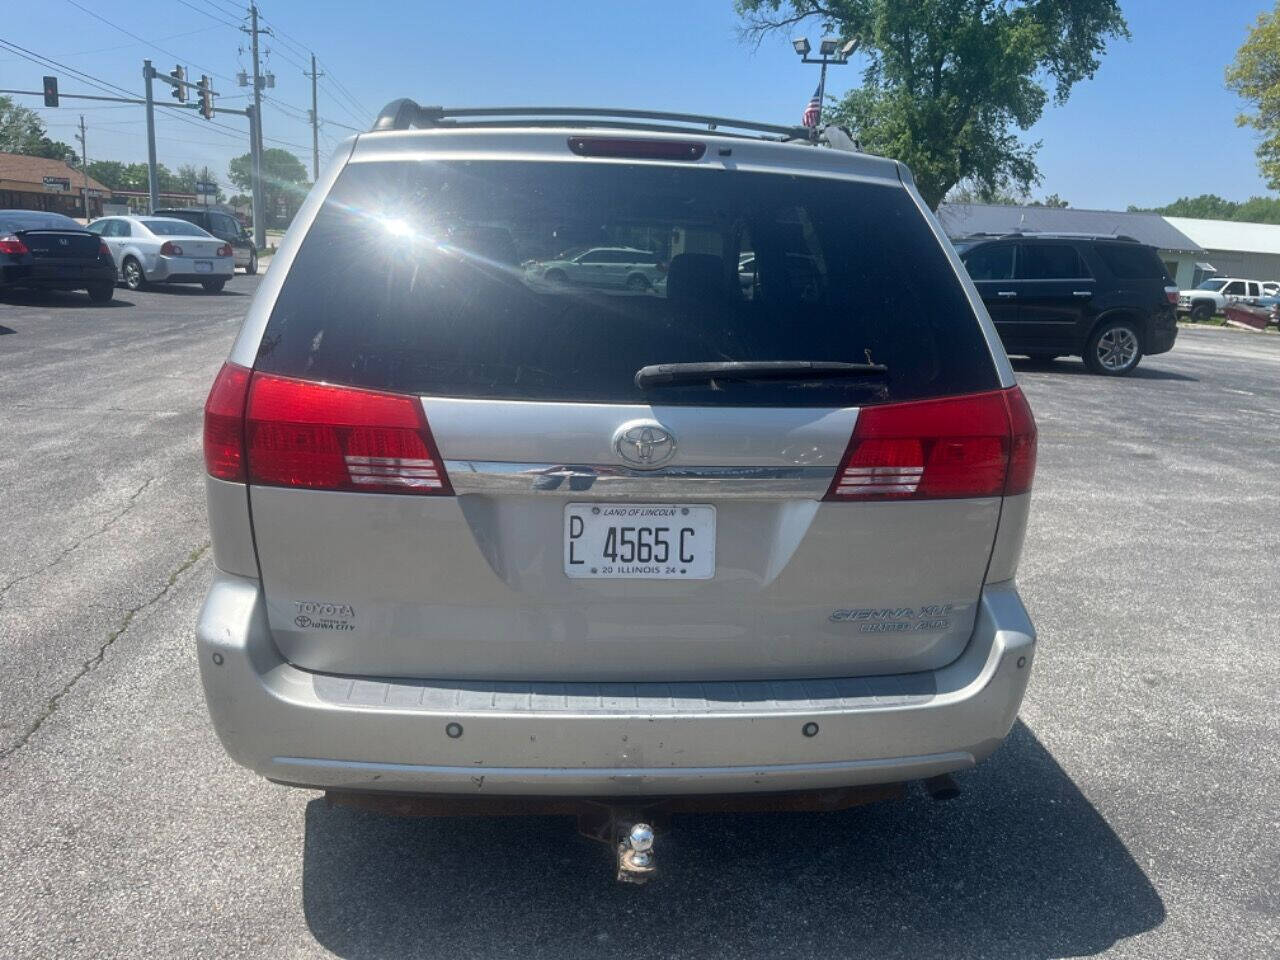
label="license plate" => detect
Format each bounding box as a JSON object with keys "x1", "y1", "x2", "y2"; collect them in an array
[
  {"x1": 564, "y1": 503, "x2": 715, "y2": 579},
  {"x1": 194, "y1": 261, "x2": 212, "y2": 273}
]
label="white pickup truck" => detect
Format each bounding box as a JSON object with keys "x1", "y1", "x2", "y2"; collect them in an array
[{"x1": 1177, "y1": 278, "x2": 1267, "y2": 320}]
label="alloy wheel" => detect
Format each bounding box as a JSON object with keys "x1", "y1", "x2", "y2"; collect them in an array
[{"x1": 1096, "y1": 326, "x2": 1138, "y2": 371}]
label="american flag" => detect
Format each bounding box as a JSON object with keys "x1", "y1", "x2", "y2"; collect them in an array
[{"x1": 802, "y1": 84, "x2": 822, "y2": 128}]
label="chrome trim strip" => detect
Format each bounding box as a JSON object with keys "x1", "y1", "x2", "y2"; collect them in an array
[{"x1": 444, "y1": 461, "x2": 835, "y2": 498}]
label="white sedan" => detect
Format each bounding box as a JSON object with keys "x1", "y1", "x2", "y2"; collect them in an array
[{"x1": 87, "y1": 215, "x2": 235, "y2": 293}]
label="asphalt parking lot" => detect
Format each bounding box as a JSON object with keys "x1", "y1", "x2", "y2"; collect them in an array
[{"x1": 0, "y1": 280, "x2": 1276, "y2": 959}]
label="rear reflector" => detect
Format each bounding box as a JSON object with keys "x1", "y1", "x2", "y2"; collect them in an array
[
  {"x1": 567, "y1": 137, "x2": 706, "y2": 161},
  {"x1": 824, "y1": 387, "x2": 1036, "y2": 501},
  {"x1": 244, "y1": 373, "x2": 453, "y2": 495}
]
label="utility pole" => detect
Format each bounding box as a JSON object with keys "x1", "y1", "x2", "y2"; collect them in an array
[
  {"x1": 74, "y1": 114, "x2": 90, "y2": 220},
  {"x1": 143, "y1": 59, "x2": 159, "y2": 212},
  {"x1": 243, "y1": 3, "x2": 267, "y2": 250},
  {"x1": 306, "y1": 53, "x2": 322, "y2": 180}
]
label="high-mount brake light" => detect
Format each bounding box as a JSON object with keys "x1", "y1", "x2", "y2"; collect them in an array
[
  {"x1": 0, "y1": 234, "x2": 29, "y2": 255},
  {"x1": 244, "y1": 373, "x2": 453, "y2": 495},
  {"x1": 824, "y1": 387, "x2": 1037, "y2": 502},
  {"x1": 567, "y1": 137, "x2": 706, "y2": 161}
]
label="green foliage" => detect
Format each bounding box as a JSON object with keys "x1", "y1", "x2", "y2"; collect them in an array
[
  {"x1": 84, "y1": 160, "x2": 183, "y2": 194},
  {"x1": 947, "y1": 181, "x2": 1025, "y2": 205},
  {"x1": 0, "y1": 95, "x2": 79, "y2": 164},
  {"x1": 1129, "y1": 193, "x2": 1280, "y2": 225},
  {"x1": 1030, "y1": 192, "x2": 1069, "y2": 208},
  {"x1": 736, "y1": 0, "x2": 1127, "y2": 208},
  {"x1": 1227, "y1": 5, "x2": 1280, "y2": 189},
  {"x1": 228, "y1": 149, "x2": 309, "y2": 228}
]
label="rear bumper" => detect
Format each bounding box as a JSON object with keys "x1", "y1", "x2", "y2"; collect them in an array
[
  {"x1": 1, "y1": 262, "x2": 115, "y2": 289},
  {"x1": 197, "y1": 575, "x2": 1035, "y2": 797},
  {"x1": 1148, "y1": 311, "x2": 1178, "y2": 355},
  {"x1": 147, "y1": 255, "x2": 234, "y2": 282}
]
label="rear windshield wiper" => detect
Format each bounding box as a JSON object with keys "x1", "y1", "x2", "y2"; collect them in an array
[{"x1": 635, "y1": 360, "x2": 888, "y2": 389}]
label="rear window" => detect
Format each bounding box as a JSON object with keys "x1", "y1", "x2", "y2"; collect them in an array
[
  {"x1": 1094, "y1": 243, "x2": 1168, "y2": 280},
  {"x1": 142, "y1": 218, "x2": 208, "y2": 237},
  {"x1": 0, "y1": 211, "x2": 81, "y2": 232},
  {"x1": 156, "y1": 210, "x2": 204, "y2": 227},
  {"x1": 256, "y1": 159, "x2": 999, "y2": 406}
]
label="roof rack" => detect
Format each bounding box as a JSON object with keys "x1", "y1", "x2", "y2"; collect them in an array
[
  {"x1": 957, "y1": 230, "x2": 1141, "y2": 243},
  {"x1": 370, "y1": 100, "x2": 817, "y2": 143}
]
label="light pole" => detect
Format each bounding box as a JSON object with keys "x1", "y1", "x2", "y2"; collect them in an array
[{"x1": 792, "y1": 36, "x2": 859, "y2": 133}]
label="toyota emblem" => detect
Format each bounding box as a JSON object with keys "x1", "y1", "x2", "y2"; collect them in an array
[{"x1": 613, "y1": 420, "x2": 676, "y2": 468}]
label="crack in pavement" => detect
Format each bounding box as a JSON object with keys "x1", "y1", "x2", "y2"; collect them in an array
[
  {"x1": 0, "y1": 541, "x2": 210, "y2": 763},
  {"x1": 0, "y1": 476, "x2": 155, "y2": 606}
]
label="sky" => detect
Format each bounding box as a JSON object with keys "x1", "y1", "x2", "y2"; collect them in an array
[{"x1": 0, "y1": 0, "x2": 1271, "y2": 209}]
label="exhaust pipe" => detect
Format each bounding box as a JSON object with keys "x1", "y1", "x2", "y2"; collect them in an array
[{"x1": 922, "y1": 773, "x2": 960, "y2": 801}]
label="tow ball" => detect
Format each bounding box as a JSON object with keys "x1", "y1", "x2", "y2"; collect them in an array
[{"x1": 616, "y1": 822, "x2": 657, "y2": 884}]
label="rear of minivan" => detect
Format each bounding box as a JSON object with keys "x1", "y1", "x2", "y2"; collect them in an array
[{"x1": 197, "y1": 128, "x2": 1037, "y2": 797}]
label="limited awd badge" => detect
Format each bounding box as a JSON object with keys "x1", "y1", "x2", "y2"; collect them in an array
[{"x1": 612, "y1": 420, "x2": 676, "y2": 469}]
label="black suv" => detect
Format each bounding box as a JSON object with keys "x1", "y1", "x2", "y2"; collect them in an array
[
  {"x1": 956, "y1": 233, "x2": 1178, "y2": 375},
  {"x1": 152, "y1": 208, "x2": 257, "y2": 275}
]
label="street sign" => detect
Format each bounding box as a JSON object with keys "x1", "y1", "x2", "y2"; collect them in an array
[
  {"x1": 42, "y1": 176, "x2": 70, "y2": 193},
  {"x1": 195, "y1": 180, "x2": 218, "y2": 193}
]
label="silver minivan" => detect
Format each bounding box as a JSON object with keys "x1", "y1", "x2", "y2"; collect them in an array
[{"x1": 198, "y1": 105, "x2": 1037, "y2": 852}]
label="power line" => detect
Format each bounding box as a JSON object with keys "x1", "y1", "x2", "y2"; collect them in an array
[
  {"x1": 317, "y1": 61, "x2": 370, "y2": 120},
  {"x1": 0, "y1": 37, "x2": 143, "y2": 99},
  {"x1": 208, "y1": 0, "x2": 250, "y2": 22},
  {"x1": 173, "y1": 0, "x2": 242, "y2": 31},
  {"x1": 61, "y1": 0, "x2": 238, "y2": 85}
]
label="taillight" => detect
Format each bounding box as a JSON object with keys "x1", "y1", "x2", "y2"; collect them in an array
[
  {"x1": 98, "y1": 240, "x2": 111, "y2": 258},
  {"x1": 216, "y1": 243, "x2": 233, "y2": 257},
  {"x1": 1002, "y1": 385, "x2": 1037, "y2": 496},
  {"x1": 567, "y1": 137, "x2": 706, "y2": 161},
  {"x1": 824, "y1": 387, "x2": 1036, "y2": 501},
  {"x1": 244, "y1": 373, "x2": 453, "y2": 495},
  {"x1": 1164, "y1": 285, "x2": 1179, "y2": 305},
  {"x1": 0, "y1": 234, "x2": 29, "y2": 255},
  {"x1": 160, "y1": 241, "x2": 183, "y2": 256},
  {"x1": 203, "y1": 362, "x2": 252, "y2": 481}
]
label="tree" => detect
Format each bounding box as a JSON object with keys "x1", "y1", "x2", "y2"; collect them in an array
[
  {"x1": 946, "y1": 180, "x2": 1024, "y2": 205},
  {"x1": 1030, "y1": 193, "x2": 1069, "y2": 208},
  {"x1": 174, "y1": 163, "x2": 225, "y2": 203},
  {"x1": 1128, "y1": 194, "x2": 1280, "y2": 225},
  {"x1": 736, "y1": 1, "x2": 1128, "y2": 208},
  {"x1": 228, "y1": 148, "x2": 309, "y2": 228},
  {"x1": 0, "y1": 95, "x2": 79, "y2": 163},
  {"x1": 1227, "y1": 5, "x2": 1280, "y2": 189}
]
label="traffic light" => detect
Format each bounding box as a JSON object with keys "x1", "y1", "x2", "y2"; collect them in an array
[
  {"x1": 42, "y1": 76, "x2": 58, "y2": 108},
  {"x1": 170, "y1": 65, "x2": 187, "y2": 102},
  {"x1": 198, "y1": 75, "x2": 214, "y2": 119}
]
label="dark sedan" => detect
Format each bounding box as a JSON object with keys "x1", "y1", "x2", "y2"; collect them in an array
[{"x1": 0, "y1": 209, "x2": 118, "y2": 303}]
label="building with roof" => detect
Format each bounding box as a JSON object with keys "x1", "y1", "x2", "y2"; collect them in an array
[
  {"x1": 1162, "y1": 217, "x2": 1280, "y2": 285},
  {"x1": 0, "y1": 152, "x2": 111, "y2": 220},
  {"x1": 937, "y1": 203, "x2": 1211, "y2": 287}
]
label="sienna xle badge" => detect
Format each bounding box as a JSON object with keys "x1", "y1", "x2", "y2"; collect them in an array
[{"x1": 198, "y1": 103, "x2": 1038, "y2": 883}]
